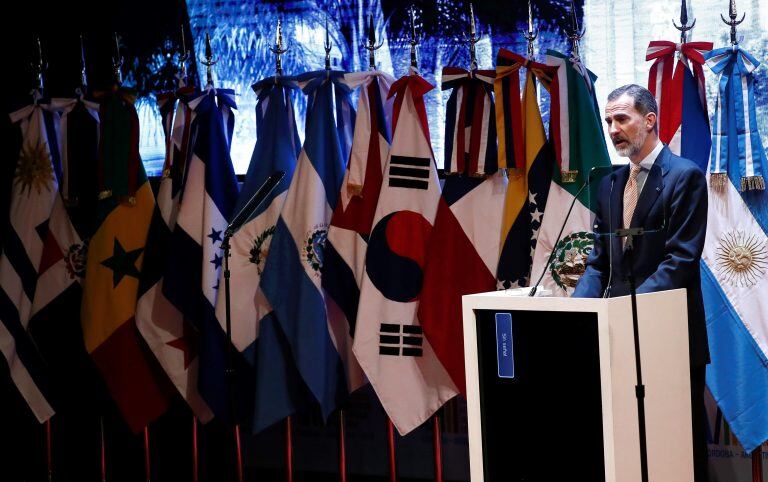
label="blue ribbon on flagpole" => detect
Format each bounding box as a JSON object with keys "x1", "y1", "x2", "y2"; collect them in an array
[{"x1": 705, "y1": 45, "x2": 766, "y2": 191}]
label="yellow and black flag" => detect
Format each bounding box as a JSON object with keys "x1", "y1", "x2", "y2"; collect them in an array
[
  {"x1": 495, "y1": 49, "x2": 558, "y2": 288},
  {"x1": 81, "y1": 90, "x2": 173, "y2": 432}
]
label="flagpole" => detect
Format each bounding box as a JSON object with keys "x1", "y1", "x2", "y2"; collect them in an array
[
  {"x1": 432, "y1": 415, "x2": 443, "y2": 482},
  {"x1": 753, "y1": 447, "x2": 764, "y2": 482},
  {"x1": 100, "y1": 416, "x2": 107, "y2": 482},
  {"x1": 387, "y1": 418, "x2": 397, "y2": 482},
  {"x1": 234, "y1": 424, "x2": 244, "y2": 482},
  {"x1": 285, "y1": 416, "x2": 294, "y2": 482},
  {"x1": 143, "y1": 426, "x2": 151, "y2": 482},
  {"x1": 192, "y1": 416, "x2": 199, "y2": 482},
  {"x1": 338, "y1": 410, "x2": 347, "y2": 482},
  {"x1": 45, "y1": 418, "x2": 53, "y2": 482}
]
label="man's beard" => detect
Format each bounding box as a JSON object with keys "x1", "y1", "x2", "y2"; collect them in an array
[{"x1": 613, "y1": 130, "x2": 647, "y2": 158}]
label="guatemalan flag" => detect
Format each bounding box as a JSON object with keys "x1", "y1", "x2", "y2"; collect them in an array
[
  {"x1": 701, "y1": 45, "x2": 768, "y2": 453},
  {"x1": 646, "y1": 40, "x2": 713, "y2": 170},
  {"x1": 353, "y1": 69, "x2": 459, "y2": 435},
  {"x1": 0, "y1": 96, "x2": 59, "y2": 423},
  {"x1": 322, "y1": 70, "x2": 394, "y2": 398},
  {"x1": 419, "y1": 66, "x2": 505, "y2": 395},
  {"x1": 162, "y1": 88, "x2": 248, "y2": 424},
  {"x1": 257, "y1": 70, "x2": 355, "y2": 429},
  {"x1": 214, "y1": 76, "x2": 300, "y2": 367}
]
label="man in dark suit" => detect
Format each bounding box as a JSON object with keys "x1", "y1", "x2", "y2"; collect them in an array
[{"x1": 573, "y1": 84, "x2": 709, "y2": 481}]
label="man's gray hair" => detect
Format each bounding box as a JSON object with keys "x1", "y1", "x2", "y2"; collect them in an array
[{"x1": 607, "y1": 84, "x2": 658, "y2": 132}]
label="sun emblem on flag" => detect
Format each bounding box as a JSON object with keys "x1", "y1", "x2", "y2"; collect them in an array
[
  {"x1": 302, "y1": 224, "x2": 328, "y2": 277},
  {"x1": 249, "y1": 225, "x2": 276, "y2": 275},
  {"x1": 715, "y1": 231, "x2": 768, "y2": 287},
  {"x1": 65, "y1": 241, "x2": 88, "y2": 280},
  {"x1": 15, "y1": 139, "x2": 54, "y2": 196},
  {"x1": 550, "y1": 231, "x2": 595, "y2": 291}
]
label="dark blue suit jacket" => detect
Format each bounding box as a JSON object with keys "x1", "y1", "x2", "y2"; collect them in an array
[{"x1": 573, "y1": 146, "x2": 710, "y2": 367}]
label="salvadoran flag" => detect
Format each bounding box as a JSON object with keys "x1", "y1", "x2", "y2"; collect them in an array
[
  {"x1": 258, "y1": 70, "x2": 355, "y2": 428},
  {"x1": 0, "y1": 98, "x2": 60, "y2": 422}
]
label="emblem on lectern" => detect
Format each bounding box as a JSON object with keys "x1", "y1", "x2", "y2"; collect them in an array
[{"x1": 715, "y1": 230, "x2": 768, "y2": 287}]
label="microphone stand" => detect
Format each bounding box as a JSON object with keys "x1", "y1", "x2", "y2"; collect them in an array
[{"x1": 615, "y1": 226, "x2": 649, "y2": 482}]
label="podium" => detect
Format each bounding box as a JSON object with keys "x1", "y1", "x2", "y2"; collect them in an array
[{"x1": 461, "y1": 289, "x2": 694, "y2": 482}]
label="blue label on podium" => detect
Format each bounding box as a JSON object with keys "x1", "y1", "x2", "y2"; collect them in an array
[{"x1": 494, "y1": 313, "x2": 515, "y2": 379}]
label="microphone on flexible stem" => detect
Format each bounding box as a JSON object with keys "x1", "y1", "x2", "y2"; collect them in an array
[
  {"x1": 225, "y1": 171, "x2": 285, "y2": 237},
  {"x1": 528, "y1": 167, "x2": 601, "y2": 297},
  {"x1": 602, "y1": 177, "x2": 616, "y2": 298}
]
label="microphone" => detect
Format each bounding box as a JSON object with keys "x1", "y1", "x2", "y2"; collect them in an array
[
  {"x1": 528, "y1": 167, "x2": 602, "y2": 297},
  {"x1": 225, "y1": 171, "x2": 285, "y2": 237},
  {"x1": 602, "y1": 177, "x2": 615, "y2": 298}
]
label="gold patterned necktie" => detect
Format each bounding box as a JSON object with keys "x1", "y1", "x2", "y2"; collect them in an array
[{"x1": 623, "y1": 163, "x2": 642, "y2": 229}]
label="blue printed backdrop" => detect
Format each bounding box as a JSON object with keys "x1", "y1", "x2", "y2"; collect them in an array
[{"x1": 137, "y1": 0, "x2": 581, "y2": 175}]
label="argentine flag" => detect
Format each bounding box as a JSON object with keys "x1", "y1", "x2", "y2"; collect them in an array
[
  {"x1": 257, "y1": 70, "x2": 355, "y2": 429},
  {"x1": 162, "y1": 88, "x2": 249, "y2": 424},
  {"x1": 702, "y1": 46, "x2": 768, "y2": 453}
]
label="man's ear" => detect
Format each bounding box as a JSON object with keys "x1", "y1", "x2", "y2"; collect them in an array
[{"x1": 646, "y1": 112, "x2": 657, "y2": 132}]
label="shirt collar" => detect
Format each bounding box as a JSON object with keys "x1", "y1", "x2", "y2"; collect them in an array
[{"x1": 632, "y1": 140, "x2": 664, "y2": 171}]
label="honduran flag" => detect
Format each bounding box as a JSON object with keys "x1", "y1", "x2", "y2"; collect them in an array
[
  {"x1": 418, "y1": 66, "x2": 505, "y2": 395},
  {"x1": 0, "y1": 97, "x2": 60, "y2": 423},
  {"x1": 701, "y1": 45, "x2": 768, "y2": 453},
  {"x1": 257, "y1": 70, "x2": 355, "y2": 429},
  {"x1": 646, "y1": 40, "x2": 713, "y2": 170},
  {"x1": 162, "y1": 88, "x2": 249, "y2": 424},
  {"x1": 136, "y1": 87, "x2": 213, "y2": 423},
  {"x1": 353, "y1": 69, "x2": 459, "y2": 435}
]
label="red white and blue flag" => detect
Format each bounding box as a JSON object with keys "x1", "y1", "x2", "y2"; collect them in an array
[{"x1": 353, "y1": 69, "x2": 459, "y2": 435}]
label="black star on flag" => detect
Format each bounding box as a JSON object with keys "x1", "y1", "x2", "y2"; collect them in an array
[{"x1": 101, "y1": 238, "x2": 144, "y2": 288}]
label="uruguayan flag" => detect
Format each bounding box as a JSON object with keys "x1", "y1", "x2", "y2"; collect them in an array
[
  {"x1": 161, "y1": 88, "x2": 249, "y2": 424},
  {"x1": 0, "y1": 98, "x2": 60, "y2": 422},
  {"x1": 257, "y1": 70, "x2": 354, "y2": 429},
  {"x1": 702, "y1": 46, "x2": 768, "y2": 453}
]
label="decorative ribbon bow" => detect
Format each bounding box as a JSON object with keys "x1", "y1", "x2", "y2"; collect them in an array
[
  {"x1": 705, "y1": 45, "x2": 765, "y2": 191},
  {"x1": 388, "y1": 67, "x2": 434, "y2": 143},
  {"x1": 297, "y1": 70, "x2": 356, "y2": 156},
  {"x1": 646, "y1": 40, "x2": 713, "y2": 144},
  {"x1": 441, "y1": 66, "x2": 496, "y2": 176}
]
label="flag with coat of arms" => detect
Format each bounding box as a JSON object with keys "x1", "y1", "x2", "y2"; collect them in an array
[{"x1": 256, "y1": 69, "x2": 356, "y2": 430}]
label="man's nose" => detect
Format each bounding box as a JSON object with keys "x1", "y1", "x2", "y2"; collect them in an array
[{"x1": 608, "y1": 122, "x2": 619, "y2": 136}]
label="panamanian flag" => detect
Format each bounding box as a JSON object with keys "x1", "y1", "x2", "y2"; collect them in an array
[
  {"x1": 162, "y1": 88, "x2": 249, "y2": 424},
  {"x1": 418, "y1": 66, "x2": 505, "y2": 395},
  {"x1": 0, "y1": 97, "x2": 60, "y2": 423},
  {"x1": 321, "y1": 70, "x2": 395, "y2": 398},
  {"x1": 257, "y1": 70, "x2": 355, "y2": 430},
  {"x1": 353, "y1": 69, "x2": 459, "y2": 435},
  {"x1": 136, "y1": 87, "x2": 213, "y2": 422},
  {"x1": 701, "y1": 45, "x2": 768, "y2": 453}
]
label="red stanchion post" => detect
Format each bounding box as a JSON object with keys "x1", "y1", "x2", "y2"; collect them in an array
[
  {"x1": 143, "y1": 426, "x2": 151, "y2": 482},
  {"x1": 753, "y1": 446, "x2": 764, "y2": 482},
  {"x1": 234, "y1": 424, "x2": 244, "y2": 482},
  {"x1": 286, "y1": 416, "x2": 294, "y2": 482},
  {"x1": 192, "y1": 417, "x2": 199, "y2": 482},
  {"x1": 339, "y1": 410, "x2": 347, "y2": 482},
  {"x1": 387, "y1": 418, "x2": 397, "y2": 482},
  {"x1": 432, "y1": 415, "x2": 443, "y2": 482},
  {"x1": 100, "y1": 416, "x2": 107, "y2": 482},
  {"x1": 45, "y1": 418, "x2": 53, "y2": 482}
]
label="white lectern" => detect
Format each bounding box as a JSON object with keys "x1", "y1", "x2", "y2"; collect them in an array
[{"x1": 461, "y1": 289, "x2": 693, "y2": 482}]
